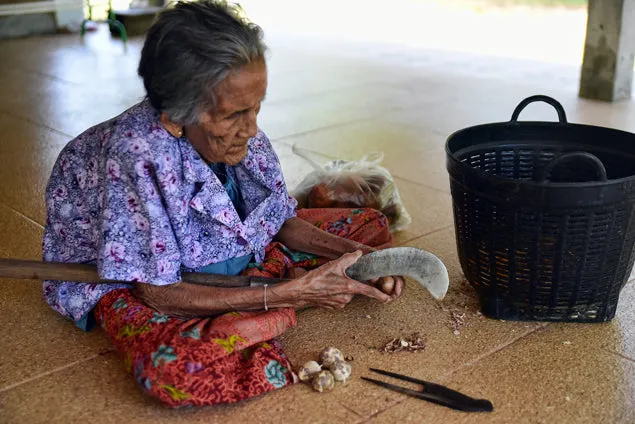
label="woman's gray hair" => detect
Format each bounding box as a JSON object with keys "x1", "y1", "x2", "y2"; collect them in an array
[{"x1": 138, "y1": 0, "x2": 267, "y2": 125}]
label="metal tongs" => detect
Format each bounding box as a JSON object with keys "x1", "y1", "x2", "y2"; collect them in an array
[{"x1": 361, "y1": 368, "x2": 494, "y2": 413}]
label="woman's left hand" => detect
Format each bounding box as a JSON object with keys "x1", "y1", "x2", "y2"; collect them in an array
[{"x1": 286, "y1": 267, "x2": 404, "y2": 300}]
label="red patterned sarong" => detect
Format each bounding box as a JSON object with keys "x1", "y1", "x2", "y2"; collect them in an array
[{"x1": 95, "y1": 208, "x2": 391, "y2": 407}]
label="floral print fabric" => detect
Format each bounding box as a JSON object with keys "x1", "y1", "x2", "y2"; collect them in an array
[
  {"x1": 95, "y1": 288, "x2": 297, "y2": 407},
  {"x1": 42, "y1": 100, "x2": 297, "y2": 323}
]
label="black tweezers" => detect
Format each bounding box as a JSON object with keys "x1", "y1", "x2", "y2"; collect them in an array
[{"x1": 361, "y1": 368, "x2": 494, "y2": 413}]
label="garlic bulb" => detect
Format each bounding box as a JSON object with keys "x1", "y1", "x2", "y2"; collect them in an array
[
  {"x1": 319, "y1": 346, "x2": 344, "y2": 368},
  {"x1": 297, "y1": 360, "x2": 322, "y2": 382},
  {"x1": 312, "y1": 370, "x2": 335, "y2": 392},
  {"x1": 329, "y1": 360, "x2": 352, "y2": 382}
]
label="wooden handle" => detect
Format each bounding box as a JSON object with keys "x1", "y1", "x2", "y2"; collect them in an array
[{"x1": 0, "y1": 258, "x2": 289, "y2": 288}]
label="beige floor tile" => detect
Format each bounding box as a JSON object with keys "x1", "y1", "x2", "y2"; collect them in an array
[
  {"x1": 384, "y1": 81, "x2": 635, "y2": 142},
  {"x1": 0, "y1": 28, "x2": 142, "y2": 77},
  {"x1": 0, "y1": 352, "x2": 363, "y2": 424},
  {"x1": 34, "y1": 42, "x2": 142, "y2": 86},
  {"x1": 368, "y1": 324, "x2": 635, "y2": 424},
  {"x1": 389, "y1": 178, "x2": 454, "y2": 245},
  {"x1": 281, "y1": 119, "x2": 444, "y2": 158},
  {"x1": 0, "y1": 203, "x2": 43, "y2": 260},
  {"x1": 0, "y1": 29, "x2": 144, "y2": 108},
  {"x1": 0, "y1": 113, "x2": 70, "y2": 225},
  {"x1": 259, "y1": 97, "x2": 364, "y2": 140},
  {"x1": 259, "y1": 83, "x2": 427, "y2": 140},
  {"x1": 384, "y1": 86, "x2": 574, "y2": 139},
  {"x1": 396, "y1": 148, "x2": 452, "y2": 193},
  {"x1": 264, "y1": 45, "x2": 353, "y2": 76},
  {"x1": 0, "y1": 66, "x2": 141, "y2": 137},
  {"x1": 569, "y1": 99, "x2": 635, "y2": 133},
  {"x1": 0, "y1": 204, "x2": 113, "y2": 391},
  {"x1": 266, "y1": 63, "x2": 389, "y2": 104},
  {"x1": 0, "y1": 34, "x2": 84, "y2": 72}
]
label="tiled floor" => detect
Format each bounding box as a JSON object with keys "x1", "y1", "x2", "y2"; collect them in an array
[{"x1": 1, "y1": 1, "x2": 635, "y2": 423}]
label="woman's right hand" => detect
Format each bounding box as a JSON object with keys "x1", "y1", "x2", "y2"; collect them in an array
[{"x1": 276, "y1": 250, "x2": 392, "y2": 310}]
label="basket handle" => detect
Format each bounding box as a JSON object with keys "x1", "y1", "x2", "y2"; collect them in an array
[
  {"x1": 510, "y1": 95, "x2": 568, "y2": 124},
  {"x1": 536, "y1": 152, "x2": 608, "y2": 183}
]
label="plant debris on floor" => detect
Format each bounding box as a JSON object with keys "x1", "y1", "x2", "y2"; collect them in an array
[{"x1": 381, "y1": 332, "x2": 426, "y2": 353}]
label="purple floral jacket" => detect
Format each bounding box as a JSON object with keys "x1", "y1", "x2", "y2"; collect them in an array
[{"x1": 42, "y1": 100, "x2": 297, "y2": 324}]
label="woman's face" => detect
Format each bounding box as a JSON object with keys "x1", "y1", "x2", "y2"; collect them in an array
[{"x1": 185, "y1": 60, "x2": 267, "y2": 166}]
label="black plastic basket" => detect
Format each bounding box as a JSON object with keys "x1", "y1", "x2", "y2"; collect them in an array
[{"x1": 445, "y1": 95, "x2": 635, "y2": 322}]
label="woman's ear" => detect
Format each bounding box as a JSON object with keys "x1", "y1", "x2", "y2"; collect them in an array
[{"x1": 160, "y1": 112, "x2": 184, "y2": 138}]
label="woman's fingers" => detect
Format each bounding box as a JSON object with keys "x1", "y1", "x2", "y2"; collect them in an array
[
  {"x1": 347, "y1": 279, "x2": 391, "y2": 303},
  {"x1": 328, "y1": 250, "x2": 363, "y2": 273},
  {"x1": 330, "y1": 294, "x2": 354, "y2": 308},
  {"x1": 313, "y1": 294, "x2": 354, "y2": 310},
  {"x1": 393, "y1": 276, "x2": 405, "y2": 298}
]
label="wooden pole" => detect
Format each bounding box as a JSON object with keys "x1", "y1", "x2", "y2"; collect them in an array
[{"x1": 0, "y1": 258, "x2": 288, "y2": 288}]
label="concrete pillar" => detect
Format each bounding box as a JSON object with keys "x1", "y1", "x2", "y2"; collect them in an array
[{"x1": 579, "y1": 0, "x2": 635, "y2": 102}]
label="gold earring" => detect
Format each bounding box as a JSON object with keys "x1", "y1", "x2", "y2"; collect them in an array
[{"x1": 175, "y1": 128, "x2": 183, "y2": 138}]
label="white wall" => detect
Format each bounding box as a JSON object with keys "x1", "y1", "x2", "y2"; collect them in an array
[{"x1": 0, "y1": 0, "x2": 85, "y2": 32}]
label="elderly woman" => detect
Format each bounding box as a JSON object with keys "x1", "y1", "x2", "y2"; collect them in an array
[{"x1": 43, "y1": 0, "x2": 404, "y2": 407}]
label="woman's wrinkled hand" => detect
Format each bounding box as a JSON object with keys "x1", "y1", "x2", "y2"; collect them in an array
[{"x1": 280, "y1": 250, "x2": 392, "y2": 310}]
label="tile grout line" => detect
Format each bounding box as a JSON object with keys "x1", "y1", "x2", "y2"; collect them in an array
[
  {"x1": 362, "y1": 399, "x2": 406, "y2": 422},
  {"x1": 0, "y1": 202, "x2": 45, "y2": 229},
  {"x1": 395, "y1": 224, "x2": 454, "y2": 247},
  {"x1": 268, "y1": 117, "x2": 373, "y2": 145},
  {"x1": 264, "y1": 80, "x2": 384, "y2": 107},
  {"x1": 392, "y1": 174, "x2": 451, "y2": 196},
  {"x1": 336, "y1": 401, "x2": 367, "y2": 421},
  {"x1": 0, "y1": 351, "x2": 112, "y2": 393},
  {"x1": 437, "y1": 323, "x2": 550, "y2": 383},
  {"x1": 0, "y1": 108, "x2": 74, "y2": 139},
  {"x1": 270, "y1": 103, "x2": 419, "y2": 145},
  {"x1": 22, "y1": 67, "x2": 83, "y2": 86},
  {"x1": 600, "y1": 348, "x2": 635, "y2": 364}
]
